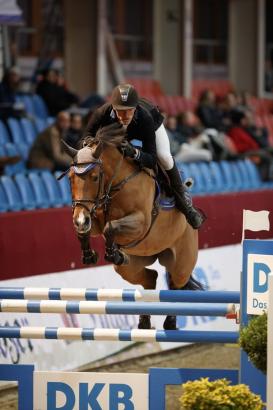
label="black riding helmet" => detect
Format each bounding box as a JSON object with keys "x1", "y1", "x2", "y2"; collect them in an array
[{"x1": 111, "y1": 84, "x2": 139, "y2": 110}]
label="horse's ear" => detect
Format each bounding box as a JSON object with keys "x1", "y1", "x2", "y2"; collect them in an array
[
  {"x1": 61, "y1": 139, "x2": 78, "y2": 158},
  {"x1": 93, "y1": 142, "x2": 103, "y2": 159}
]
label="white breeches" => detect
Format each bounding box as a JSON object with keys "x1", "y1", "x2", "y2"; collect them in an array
[{"x1": 155, "y1": 124, "x2": 174, "y2": 170}]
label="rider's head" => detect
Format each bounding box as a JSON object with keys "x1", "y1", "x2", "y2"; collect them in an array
[{"x1": 111, "y1": 84, "x2": 138, "y2": 126}]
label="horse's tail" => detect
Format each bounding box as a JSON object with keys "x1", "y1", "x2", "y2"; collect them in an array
[{"x1": 181, "y1": 274, "x2": 205, "y2": 290}]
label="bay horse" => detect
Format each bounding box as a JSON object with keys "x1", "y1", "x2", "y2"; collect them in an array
[{"x1": 63, "y1": 123, "x2": 202, "y2": 330}]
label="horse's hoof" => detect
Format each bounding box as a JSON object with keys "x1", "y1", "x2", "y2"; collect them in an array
[
  {"x1": 138, "y1": 315, "x2": 151, "y2": 329},
  {"x1": 163, "y1": 316, "x2": 177, "y2": 330},
  {"x1": 82, "y1": 250, "x2": 98, "y2": 265},
  {"x1": 105, "y1": 250, "x2": 129, "y2": 266}
]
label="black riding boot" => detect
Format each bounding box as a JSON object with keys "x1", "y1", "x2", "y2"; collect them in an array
[{"x1": 166, "y1": 164, "x2": 205, "y2": 229}]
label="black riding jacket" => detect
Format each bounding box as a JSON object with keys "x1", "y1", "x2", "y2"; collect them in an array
[{"x1": 85, "y1": 99, "x2": 164, "y2": 169}]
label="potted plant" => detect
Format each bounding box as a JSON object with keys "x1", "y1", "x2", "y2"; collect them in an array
[
  {"x1": 180, "y1": 377, "x2": 264, "y2": 409},
  {"x1": 239, "y1": 312, "x2": 267, "y2": 374}
]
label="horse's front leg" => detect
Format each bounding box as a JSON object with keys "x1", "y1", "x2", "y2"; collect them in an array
[
  {"x1": 103, "y1": 212, "x2": 146, "y2": 266},
  {"x1": 78, "y1": 234, "x2": 99, "y2": 265}
]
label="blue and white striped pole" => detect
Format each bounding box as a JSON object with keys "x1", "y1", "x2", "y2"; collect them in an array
[
  {"x1": 0, "y1": 287, "x2": 240, "y2": 303},
  {"x1": 0, "y1": 326, "x2": 239, "y2": 343},
  {"x1": 0, "y1": 300, "x2": 235, "y2": 316}
]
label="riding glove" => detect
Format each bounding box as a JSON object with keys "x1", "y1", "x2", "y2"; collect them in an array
[{"x1": 120, "y1": 141, "x2": 140, "y2": 160}]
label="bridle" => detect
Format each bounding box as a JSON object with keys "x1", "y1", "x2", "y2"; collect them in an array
[{"x1": 70, "y1": 150, "x2": 141, "y2": 220}]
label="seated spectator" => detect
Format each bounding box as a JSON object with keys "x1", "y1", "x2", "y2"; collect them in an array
[
  {"x1": 220, "y1": 92, "x2": 240, "y2": 130},
  {"x1": 165, "y1": 115, "x2": 184, "y2": 155},
  {"x1": 196, "y1": 89, "x2": 223, "y2": 130},
  {"x1": 64, "y1": 113, "x2": 83, "y2": 149},
  {"x1": 36, "y1": 69, "x2": 79, "y2": 116},
  {"x1": 174, "y1": 111, "x2": 213, "y2": 163},
  {"x1": 244, "y1": 110, "x2": 270, "y2": 149},
  {"x1": 0, "y1": 66, "x2": 25, "y2": 119},
  {"x1": 228, "y1": 110, "x2": 273, "y2": 180},
  {"x1": 28, "y1": 111, "x2": 71, "y2": 171}
]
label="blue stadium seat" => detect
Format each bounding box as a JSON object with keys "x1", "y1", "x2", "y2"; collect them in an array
[
  {"x1": 198, "y1": 162, "x2": 215, "y2": 194},
  {"x1": 28, "y1": 172, "x2": 50, "y2": 208},
  {"x1": 0, "y1": 145, "x2": 6, "y2": 157},
  {"x1": 55, "y1": 171, "x2": 72, "y2": 206},
  {"x1": 32, "y1": 94, "x2": 49, "y2": 119},
  {"x1": 7, "y1": 118, "x2": 27, "y2": 144},
  {"x1": 229, "y1": 161, "x2": 244, "y2": 191},
  {"x1": 244, "y1": 159, "x2": 273, "y2": 189},
  {"x1": 46, "y1": 117, "x2": 55, "y2": 126},
  {"x1": 235, "y1": 160, "x2": 253, "y2": 191},
  {"x1": 20, "y1": 118, "x2": 37, "y2": 145},
  {"x1": 188, "y1": 163, "x2": 206, "y2": 194},
  {"x1": 21, "y1": 95, "x2": 35, "y2": 116},
  {"x1": 0, "y1": 120, "x2": 10, "y2": 144},
  {"x1": 208, "y1": 162, "x2": 225, "y2": 193},
  {"x1": 0, "y1": 181, "x2": 9, "y2": 212},
  {"x1": 218, "y1": 161, "x2": 237, "y2": 192},
  {"x1": 4, "y1": 143, "x2": 26, "y2": 175},
  {"x1": 0, "y1": 175, "x2": 23, "y2": 211},
  {"x1": 17, "y1": 143, "x2": 30, "y2": 161},
  {"x1": 40, "y1": 170, "x2": 63, "y2": 207},
  {"x1": 33, "y1": 117, "x2": 47, "y2": 133},
  {"x1": 14, "y1": 173, "x2": 37, "y2": 210}
]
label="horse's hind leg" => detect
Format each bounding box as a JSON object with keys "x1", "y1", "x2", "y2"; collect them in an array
[
  {"x1": 114, "y1": 254, "x2": 157, "y2": 329},
  {"x1": 159, "y1": 225, "x2": 199, "y2": 330}
]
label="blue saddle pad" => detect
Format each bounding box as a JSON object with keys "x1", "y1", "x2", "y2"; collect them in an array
[{"x1": 155, "y1": 179, "x2": 176, "y2": 210}]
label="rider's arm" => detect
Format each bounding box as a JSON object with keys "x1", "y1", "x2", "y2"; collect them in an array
[{"x1": 136, "y1": 118, "x2": 157, "y2": 169}]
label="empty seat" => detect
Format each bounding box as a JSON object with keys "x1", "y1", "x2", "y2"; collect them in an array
[
  {"x1": 32, "y1": 94, "x2": 49, "y2": 119},
  {"x1": 198, "y1": 162, "x2": 215, "y2": 194},
  {"x1": 55, "y1": 171, "x2": 72, "y2": 206},
  {"x1": 14, "y1": 173, "x2": 37, "y2": 210},
  {"x1": 0, "y1": 120, "x2": 10, "y2": 144},
  {"x1": 4, "y1": 143, "x2": 26, "y2": 175},
  {"x1": 7, "y1": 118, "x2": 27, "y2": 144},
  {"x1": 0, "y1": 181, "x2": 9, "y2": 212},
  {"x1": 16, "y1": 143, "x2": 30, "y2": 161},
  {"x1": 33, "y1": 117, "x2": 47, "y2": 133},
  {"x1": 208, "y1": 162, "x2": 225, "y2": 193},
  {"x1": 218, "y1": 161, "x2": 237, "y2": 192},
  {"x1": 0, "y1": 175, "x2": 23, "y2": 211},
  {"x1": 40, "y1": 170, "x2": 64, "y2": 207},
  {"x1": 20, "y1": 94, "x2": 35, "y2": 116},
  {"x1": 188, "y1": 163, "x2": 207, "y2": 194},
  {"x1": 20, "y1": 118, "x2": 37, "y2": 145},
  {"x1": 28, "y1": 172, "x2": 50, "y2": 208}
]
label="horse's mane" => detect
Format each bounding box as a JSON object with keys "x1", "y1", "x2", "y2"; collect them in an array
[{"x1": 83, "y1": 123, "x2": 126, "y2": 149}]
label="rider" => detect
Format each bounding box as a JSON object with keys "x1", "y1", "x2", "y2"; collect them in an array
[{"x1": 85, "y1": 84, "x2": 205, "y2": 229}]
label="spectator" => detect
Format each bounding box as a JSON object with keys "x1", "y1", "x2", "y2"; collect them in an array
[
  {"x1": 165, "y1": 115, "x2": 184, "y2": 155},
  {"x1": 228, "y1": 110, "x2": 273, "y2": 180},
  {"x1": 28, "y1": 111, "x2": 71, "y2": 171},
  {"x1": 64, "y1": 113, "x2": 83, "y2": 149},
  {"x1": 0, "y1": 66, "x2": 25, "y2": 119},
  {"x1": 36, "y1": 69, "x2": 79, "y2": 116},
  {"x1": 174, "y1": 111, "x2": 213, "y2": 163},
  {"x1": 244, "y1": 110, "x2": 270, "y2": 149},
  {"x1": 196, "y1": 89, "x2": 223, "y2": 130}
]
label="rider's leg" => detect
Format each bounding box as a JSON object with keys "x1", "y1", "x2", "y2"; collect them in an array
[{"x1": 155, "y1": 124, "x2": 205, "y2": 229}]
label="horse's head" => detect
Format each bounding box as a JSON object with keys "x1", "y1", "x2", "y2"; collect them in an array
[{"x1": 64, "y1": 123, "x2": 126, "y2": 235}]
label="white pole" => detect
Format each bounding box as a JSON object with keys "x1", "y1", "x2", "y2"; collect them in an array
[
  {"x1": 97, "y1": 0, "x2": 108, "y2": 95},
  {"x1": 267, "y1": 273, "x2": 273, "y2": 408},
  {"x1": 182, "y1": 0, "x2": 193, "y2": 98}
]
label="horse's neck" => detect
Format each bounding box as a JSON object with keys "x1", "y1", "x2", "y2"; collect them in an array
[{"x1": 101, "y1": 147, "x2": 135, "y2": 184}]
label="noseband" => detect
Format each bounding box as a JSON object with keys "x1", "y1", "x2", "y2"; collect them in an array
[{"x1": 71, "y1": 159, "x2": 105, "y2": 218}]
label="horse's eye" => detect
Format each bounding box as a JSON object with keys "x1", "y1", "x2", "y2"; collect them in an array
[{"x1": 92, "y1": 175, "x2": 99, "y2": 182}]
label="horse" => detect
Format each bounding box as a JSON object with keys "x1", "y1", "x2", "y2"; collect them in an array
[{"x1": 63, "y1": 123, "x2": 202, "y2": 330}]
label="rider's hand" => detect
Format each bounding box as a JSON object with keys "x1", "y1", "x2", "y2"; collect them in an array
[{"x1": 120, "y1": 141, "x2": 139, "y2": 159}]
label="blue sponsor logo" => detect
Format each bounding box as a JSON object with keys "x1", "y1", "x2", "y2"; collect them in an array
[
  {"x1": 47, "y1": 382, "x2": 134, "y2": 410},
  {"x1": 253, "y1": 262, "x2": 271, "y2": 293}
]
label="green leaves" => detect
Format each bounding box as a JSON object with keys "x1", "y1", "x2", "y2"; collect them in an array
[
  {"x1": 239, "y1": 312, "x2": 267, "y2": 374},
  {"x1": 180, "y1": 378, "x2": 264, "y2": 410}
]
